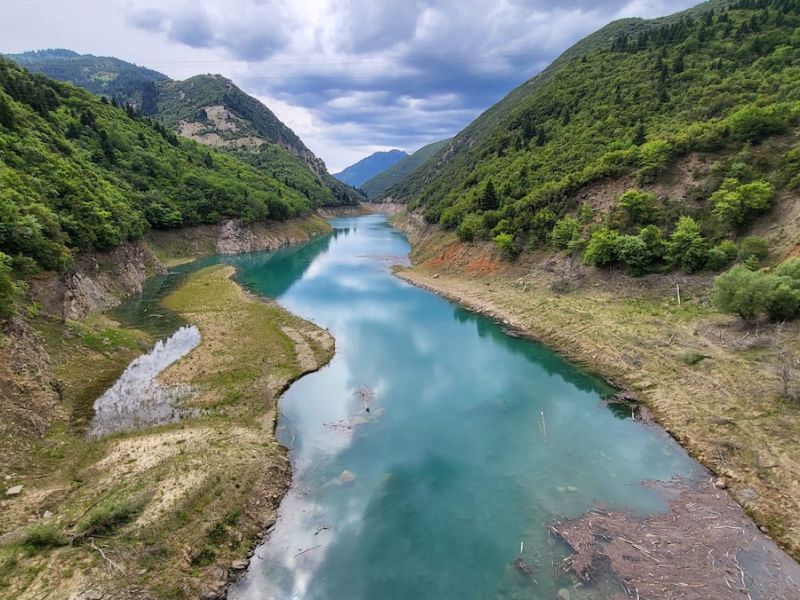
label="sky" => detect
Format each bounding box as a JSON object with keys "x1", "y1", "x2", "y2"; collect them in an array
[{"x1": 0, "y1": 0, "x2": 701, "y2": 172}]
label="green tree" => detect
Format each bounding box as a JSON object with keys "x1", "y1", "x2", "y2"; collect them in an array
[
  {"x1": 706, "y1": 239, "x2": 738, "y2": 270},
  {"x1": 618, "y1": 234, "x2": 650, "y2": 275},
  {"x1": 666, "y1": 216, "x2": 707, "y2": 273},
  {"x1": 478, "y1": 180, "x2": 499, "y2": 211},
  {"x1": 0, "y1": 251, "x2": 18, "y2": 319},
  {"x1": 551, "y1": 216, "x2": 580, "y2": 249},
  {"x1": 711, "y1": 179, "x2": 774, "y2": 229},
  {"x1": 493, "y1": 232, "x2": 516, "y2": 258},
  {"x1": 457, "y1": 213, "x2": 483, "y2": 242},
  {"x1": 583, "y1": 227, "x2": 621, "y2": 267},
  {"x1": 612, "y1": 189, "x2": 658, "y2": 231}
]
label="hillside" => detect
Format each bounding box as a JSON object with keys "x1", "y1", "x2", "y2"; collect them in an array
[
  {"x1": 333, "y1": 149, "x2": 407, "y2": 187},
  {"x1": 363, "y1": 139, "x2": 451, "y2": 199},
  {"x1": 7, "y1": 49, "x2": 168, "y2": 115},
  {"x1": 389, "y1": 0, "x2": 800, "y2": 276},
  {"x1": 0, "y1": 57, "x2": 324, "y2": 314},
  {"x1": 6, "y1": 52, "x2": 363, "y2": 206}
]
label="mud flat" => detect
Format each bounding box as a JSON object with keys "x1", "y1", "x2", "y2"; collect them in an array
[{"x1": 552, "y1": 478, "x2": 800, "y2": 600}]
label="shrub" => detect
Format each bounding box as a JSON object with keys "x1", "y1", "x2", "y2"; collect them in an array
[
  {"x1": 617, "y1": 235, "x2": 650, "y2": 276},
  {"x1": 713, "y1": 265, "x2": 773, "y2": 322},
  {"x1": 612, "y1": 189, "x2": 658, "y2": 231},
  {"x1": 76, "y1": 494, "x2": 148, "y2": 538},
  {"x1": 666, "y1": 216, "x2": 708, "y2": 273},
  {"x1": 637, "y1": 139, "x2": 672, "y2": 183},
  {"x1": 738, "y1": 236, "x2": 770, "y2": 265},
  {"x1": 583, "y1": 227, "x2": 621, "y2": 267},
  {"x1": 774, "y1": 257, "x2": 800, "y2": 281},
  {"x1": 711, "y1": 178, "x2": 774, "y2": 229},
  {"x1": 22, "y1": 523, "x2": 68, "y2": 550},
  {"x1": 456, "y1": 213, "x2": 483, "y2": 242},
  {"x1": 493, "y1": 233, "x2": 516, "y2": 258},
  {"x1": 706, "y1": 240, "x2": 738, "y2": 270},
  {"x1": 551, "y1": 216, "x2": 580, "y2": 249},
  {"x1": 767, "y1": 280, "x2": 800, "y2": 321},
  {"x1": 0, "y1": 252, "x2": 18, "y2": 319},
  {"x1": 727, "y1": 105, "x2": 787, "y2": 143}
]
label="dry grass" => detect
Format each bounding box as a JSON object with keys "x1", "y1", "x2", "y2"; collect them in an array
[{"x1": 0, "y1": 265, "x2": 334, "y2": 599}]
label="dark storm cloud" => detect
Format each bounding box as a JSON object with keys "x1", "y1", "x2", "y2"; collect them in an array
[
  {"x1": 167, "y1": 12, "x2": 216, "y2": 49},
  {"x1": 125, "y1": 0, "x2": 702, "y2": 167}
]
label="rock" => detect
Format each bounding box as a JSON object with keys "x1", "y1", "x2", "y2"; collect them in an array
[
  {"x1": 760, "y1": 526, "x2": 769, "y2": 534},
  {"x1": 42, "y1": 510, "x2": 53, "y2": 519},
  {"x1": 263, "y1": 517, "x2": 277, "y2": 530},
  {"x1": 433, "y1": 273, "x2": 440, "y2": 279},
  {"x1": 736, "y1": 488, "x2": 758, "y2": 503},
  {"x1": 714, "y1": 478, "x2": 728, "y2": 490},
  {"x1": 5, "y1": 485, "x2": 22, "y2": 496},
  {"x1": 340, "y1": 469, "x2": 356, "y2": 483},
  {"x1": 231, "y1": 559, "x2": 249, "y2": 570},
  {"x1": 557, "y1": 589, "x2": 571, "y2": 600},
  {"x1": 566, "y1": 486, "x2": 578, "y2": 493},
  {"x1": 80, "y1": 591, "x2": 104, "y2": 600}
]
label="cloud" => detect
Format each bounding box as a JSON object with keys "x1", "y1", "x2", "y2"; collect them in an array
[{"x1": 19, "y1": 0, "x2": 702, "y2": 170}]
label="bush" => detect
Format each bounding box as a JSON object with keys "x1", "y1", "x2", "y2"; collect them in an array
[
  {"x1": 0, "y1": 251, "x2": 19, "y2": 320},
  {"x1": 713, "y1": 265, "x2": 773, "y2": 322},
  {"x1": 711, "y1": 179, "x2": 774, "y2": 229},
  {"x1": 456, "y1": 213, "x2": 482, "y2": 242},
  {"x1": 583, "y1": 227, "x2": 621, "y2": 267},
  {"x1": 611, "y1": 189, "x2": 658, "y2": 231},
  {"x1": 637, "y1": 139, "x2": 672, "y2": 183},
  {"x1": 617, "y1": 235, "x2": 650, "y2": 276},
  {"x1": 738, "y1": 236, "x2": 770, "y2": 265},
  {"x1": 22, "y1": 523, "x2": 68, "y2": 550},
  {"x1": 493, "y1": 233, "x2": 516, "y2": 258},
  {"x1": 706, "y1": 240, "x2": 738, "y2": 270},
  {"x1": 551, "y1": 216, "x2": 580, "y2": 249},
  {"x1": 666, "y1": 216, "x2": 708, "y2": 273},
  {"x1": 767, "y1": 279, "x2": 800, "y2": 320},
  {"x1": 76, "y1": 494, "x2": 148, "y2": 538},
  {"x1": 727, "y1": 105, "x2": 787, "y2": 143}
]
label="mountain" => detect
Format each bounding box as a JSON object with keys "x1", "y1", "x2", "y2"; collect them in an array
[
  {"x1": 7, "y1": 49, "x2": 168, "y2": 115},
  {"x1": 0, "y1": 57, "x2": 318, "y2": 281},
  {"x1": 333, "y1": 149, "x2": 408, "y2": 188},
  {"x1": 5, "y1": 50, "x2": 362, "y2": 206},
  {"x1": 362, "y1": 139, "x2": 451, "y2": 200},
  {"x1": 387, "y1": 0, "x2": 800, "y2": 274}
]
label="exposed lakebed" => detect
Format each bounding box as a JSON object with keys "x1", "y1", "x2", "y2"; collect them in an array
[
  {"x1": 224, "y1": 215, "x2": 699, "y2": 599},
  {"x1": 98, "y1": 214, "x2": 799, "y2": 598}
]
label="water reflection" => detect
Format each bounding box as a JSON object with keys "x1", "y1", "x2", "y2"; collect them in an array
[
  {"x1": 87, "y1": 326, "x2": 201, "y2": 438},
  {"x1": 230, "y1": 215, "x2": 700, "y2": 600}
]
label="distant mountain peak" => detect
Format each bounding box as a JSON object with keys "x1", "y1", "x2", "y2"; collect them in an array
[{"x1": 333, "y1": 150, "x2": 409, "y2": 188}]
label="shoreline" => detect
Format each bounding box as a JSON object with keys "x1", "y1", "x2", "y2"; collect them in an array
[
  {"x1": 395, "y1": 265, "x2": 800, "y2": 596},
  {"x1": 0, "y1": 243, "x2": 335, "y2": 599}
]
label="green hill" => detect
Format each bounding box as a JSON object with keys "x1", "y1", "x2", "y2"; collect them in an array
[
  {"x1": 389, "y1": 0, "x2": 800, "y2": 274},
  {"x1": 5, "y1": 51, "x2": 362, "y2": 206},
  {"x1": 0, "y1": 56, "x2": 324, "y2": 312},
  {"x1": 7, "y1": 49, "x2": 168, "y2": 115},
  {"x1": 362, "y1": 139, "x2": 451, "y2": 199}
]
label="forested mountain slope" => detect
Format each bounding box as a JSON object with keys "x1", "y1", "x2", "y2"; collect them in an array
[
  {"x1": 390, "y1": 0, "x2": 800, "y2": 276},
  {"x1": 333, "y1": 149, "x2": 408, "y2": 188},
  {"x1": 8, "y1": 49, "x2": 168, "y2": 115},
  {"x1": 0, "y1": 58, "x2": 324, "y2": 314},
  {"x1": 363, "y1": 139, "x2": 450, "y2": 199},
  {"x1": 5, "y1": 51, "x2": 362, "y2": 206}
]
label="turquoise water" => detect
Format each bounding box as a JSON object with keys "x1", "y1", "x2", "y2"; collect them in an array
[{"x1": 223, "y1": 214, "x2": 700, "y2": 599}]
